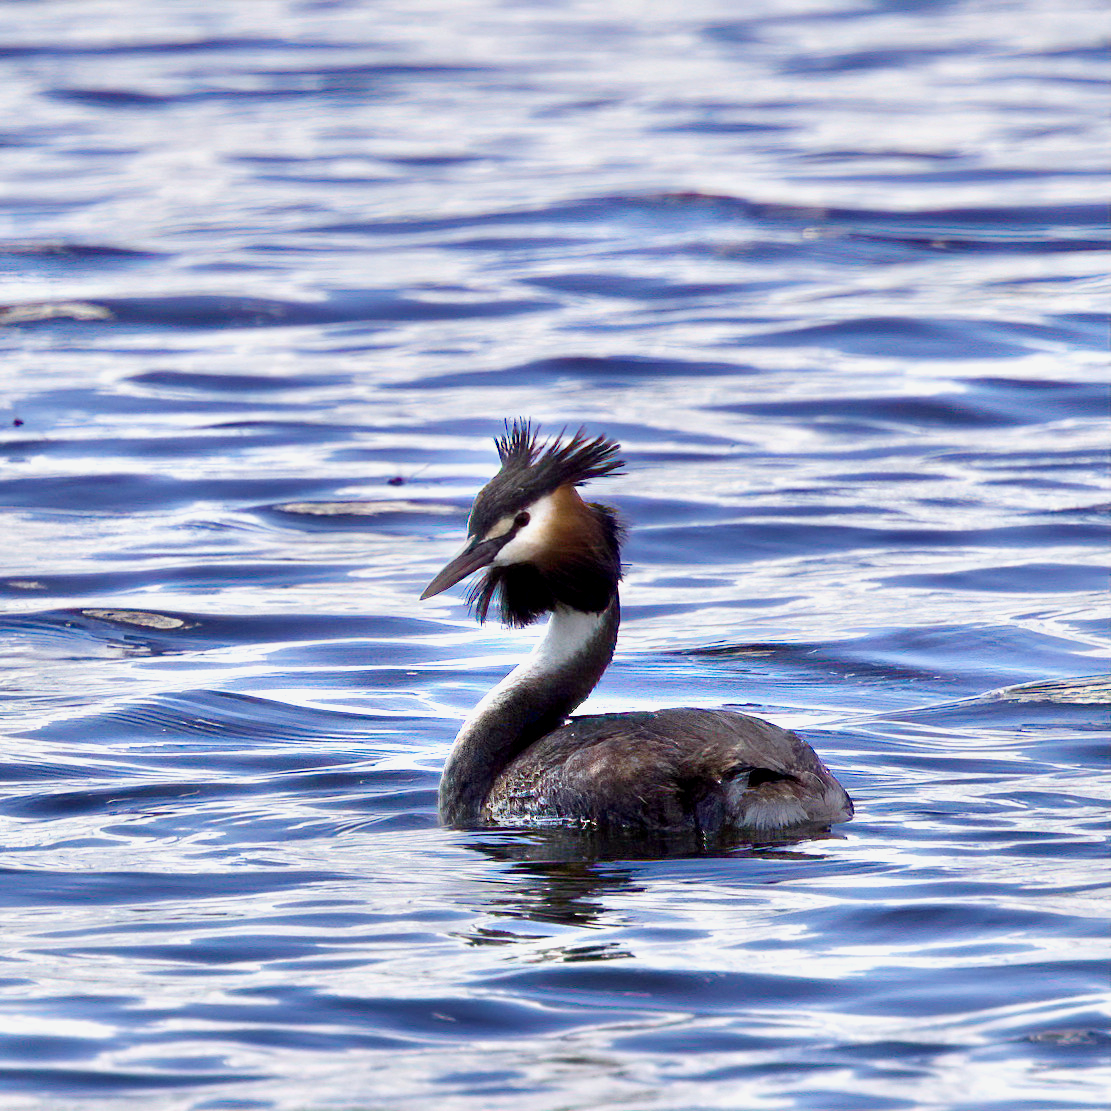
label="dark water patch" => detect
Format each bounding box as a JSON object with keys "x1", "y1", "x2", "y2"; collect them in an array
[
  {"x1": 719, "y1": 377, "x2": 1107, "y2": 430},
  {"x1": 655, "y1": 118, "x2": 795, "y2": 136},
  {"x1": 844, "y1": 228, "x2": 1109, "y2": 255},
  {"x1": 808, "y1": 166, "x2": 1104, "y2": 187},
  {"x1": 49, "y1": 88, "x2": 184, "y2": 109},
  {"x1": 2, "y1": 386, "x2": 313, "y2": 425},
  {"x1": 0, "y1": 472, "x2": 342, "y2": 513},
  {"x1": 63, "y1": 934, "x2": 349, "y2": 967},
  {"x1": 1047, "y1": 312, "x2": 1111, "y2": 346},
  {"x1": 573, "y1": 422, "x2": 743, "y2": 454},
  {"x1": 0, "y1": 240, "x2": 161, "y2": 263},
  {"x1": 0, "y1": 559, "x2": 352, "y2": 601},
  {"x1": 700, "y1": 20, "x2": 765, "y2": 47},
  {"x1": 523, "y1": 272, "x2": 756, "y2": 301},
  {"x1": 616, "y1": 1024, "x2": 809, "y2": 1055},
  {"x1": 315, "y1": 192, "x2": 1107, "y2": 272},
  {"x1": 208, "y1": 418, "x2": 371, "y2": 443},
  {"x1": 3, "y1": 607, "x2": 203, "y2": 657},
  {"x1": 3, "y1": 609, "x2": 447, "y2": 684},
  {"x1": 869, "y1": 674, "x2": 1111, "y2": 731},
  {"x1": 797, "y1": 148, "x2": 962, "y2": 167},
  {"x1": 20, "y1": 687, "x2": 417, "y2": 745},
  {"x1": 0, "y1": 1066, "x2": 257, "y2": 1096},
  {"x1": 796, "y1": 199, "x2": 1107, "y2": 234},
  {"x1": 131, "y1": 369, "x2": 348, "y2": 393},
  {"x1": 156, "y1": 1024, "x2": 404, "y2": 1053},
  {"x1": 254, "y1": 60, "x2": 491, "y2": 84},
  {"x1": 0, "y1": 291, "x2": 550, "y2": 331},
  {"x1": 406, "y1": 353, "x2": 753, "y2": 390},
  {"x1": 833, "y1": 961, "x2": 1104, "y2": 1019},
  {"x1": 438, "y1": 233, "x2": 598, "y2": 251},
  {"x1": 244, "y1": 170, "x2": 395, "y2": 188},
  {"x1": 376, "y1": 153, "x2": 486, "y2": 169},
  {"x1": 0, "y1": 35, "x2": 304, "y2": 60},
  {"x1": 636, "y1": 520, "x2": 1109, "y2": 567},
  {"x1": 883, "y1": 562, "x2": 1104, "y2": 594},
  {"x1": 0, "y1": 763, "x2": 435, "y2": 836},
  {"x1": 622, "y1": 189, "x2": 1110, "y2": 252},
  {"x1": 234, "y1": 151, "x2": 394, "y2": 169},
  {"x1": 731, "y1": 315, "x2": 1091, "y2": 358},
  {"x1": 50, "y1": 62, "x2": 489, "y2": 109},
  {"x1": 689, "y1": 624, "x2": 1103, "y2": 697},
  {"x1": 513, "y1": 193, "x2": 1102, "y2": 237},
  {"x1": 0, "y1": 867, "x2": 337, "y2": 909},
  {"x1": 317, "y1": 192, "x2": 769, "y2": 236},
  {"x1": 330, "y1": 441, "x2": 469, "y2": 465},
  {"x1": 617, "y1": 492, "x2": 758, "y2": 524},
  {"x1": 5, "y1": 426, "x2": 358, "y2": 462},
  {"x1": 0, "y1": 472, "x2": 194, "y2": 513},
  {"x1": 3, "y1": 778, "x2": 263, "y2": 820},
  {"x1": 0, "y1": 1031, "x2": 99, "y2": 1062},
  {"x1": 935, "y1": 447, "x2": 1105, "y2": 473},
  {"x1": 822, "y1": 900, "x2": 1095, "y2": 946},
  {"x1": 782, "y1": 45, "x2": 975, "y2": 76},
  {"x1": 47, "y1": 907, "x2": 390, "y2": 940},
  {"x1": 495, "y1": 963, "x2": 840, "y2": 1011},
  {"x1": 219, "y1": 983, "x2": 608, "y2": 1040}
]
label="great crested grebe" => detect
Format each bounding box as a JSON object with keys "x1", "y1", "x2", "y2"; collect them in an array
[{"x1": 421, "y1": 421, "x2": 853, "y2": 836}]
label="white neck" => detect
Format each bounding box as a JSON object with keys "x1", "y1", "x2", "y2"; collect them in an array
[
  {"x1": 468, "y1": 606, "x2": 609, "y2": 721},
  {"x1": 438, "y1": 600, "x2": 620, "y2": 827}
]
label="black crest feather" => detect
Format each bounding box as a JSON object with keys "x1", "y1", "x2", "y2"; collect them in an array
[
  {"x1": 495, "y1": 419, "x2": 624, "y2": 490},
  {"x1": 467, "y1": 420, "x2": 624, "y2": 542}
]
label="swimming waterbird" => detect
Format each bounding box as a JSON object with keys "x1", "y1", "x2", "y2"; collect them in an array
[{"x1": 421, "y1": 422, "x2": 853, "y2": 837}]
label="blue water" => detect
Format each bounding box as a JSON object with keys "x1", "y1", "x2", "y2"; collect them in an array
[{"x1": 1, "y1": 1, "x2": 1108, "y2": 1108}]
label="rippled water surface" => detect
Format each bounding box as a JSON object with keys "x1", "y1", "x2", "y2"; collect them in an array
[{"x1": 1, "y1": 1, "x2": 1108, "y2": 1108}]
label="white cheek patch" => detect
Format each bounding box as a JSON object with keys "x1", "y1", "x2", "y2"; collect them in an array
[{"x1": 493, "y1": 492, "x2": 558, "y2": 566}]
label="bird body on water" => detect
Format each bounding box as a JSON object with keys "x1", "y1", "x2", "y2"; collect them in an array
[{"x1": 421, "y1": 422, "x2": 853, "y2": 837}]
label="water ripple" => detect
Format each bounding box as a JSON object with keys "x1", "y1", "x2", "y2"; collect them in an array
[{"x1": 0, "y1": 1, "x2": 1107, "y2": 1109}]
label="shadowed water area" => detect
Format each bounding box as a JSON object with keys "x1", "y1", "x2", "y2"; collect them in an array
[{"x1": 1, "y1": 1, "x2": 1108, "y2": 1109}]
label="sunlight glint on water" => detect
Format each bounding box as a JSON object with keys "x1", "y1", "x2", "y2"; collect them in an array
[{"x1": 0, "y1": 1, "x2": 1108, "y2": 1109}]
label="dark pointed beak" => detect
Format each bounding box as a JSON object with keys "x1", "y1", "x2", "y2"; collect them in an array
[{"x1": 420, "y1": 536, "x2": 503, "y2": 600}]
